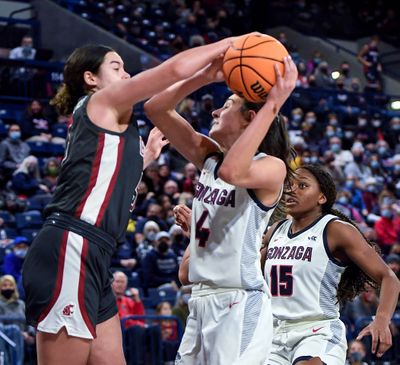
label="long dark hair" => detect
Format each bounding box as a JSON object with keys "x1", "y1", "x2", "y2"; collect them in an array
[
  {"x1": 241, "y1": 100, "x2": 296, "y2": 220},
  {"x1": 50, "y1": 45, "x2": 114, "y2": 116},
  {"x1": 300, "y1": 164, "x2": 379, "y2": 304}
]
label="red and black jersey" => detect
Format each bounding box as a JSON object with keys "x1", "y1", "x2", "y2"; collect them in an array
[{"x1": 45, "y1": 95, "x2": 143, "y2": 242}]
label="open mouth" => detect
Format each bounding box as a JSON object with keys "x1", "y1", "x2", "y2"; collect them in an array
[{"x1": 286, "y1": 197, "x2": 298, "y2": 205}]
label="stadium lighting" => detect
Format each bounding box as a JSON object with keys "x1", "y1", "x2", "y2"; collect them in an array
[
  {"x1": 331, "y1": 71, "x2": 340, "y2": 80},
  {"x1": 390, "y1": 100, "x2": 400, "y2": 110}
]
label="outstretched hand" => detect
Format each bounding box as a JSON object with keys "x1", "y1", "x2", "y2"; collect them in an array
[
  {"x1": 143, "y1": 127, "x2": 169, "y2": 168},
  {"x1": 200, "y1": 55, "x2": 225, "y2": 84},
  {"x1": 356, "y1": 316, "x2": 392, "y2": 357},
  {"x1": 266, "y1": 55, "x2": 298, "y2": 111}
]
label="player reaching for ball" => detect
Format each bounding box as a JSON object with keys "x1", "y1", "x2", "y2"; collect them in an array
[{"x1": 144, "y1": 42, "x2": 298, "y2": 364}]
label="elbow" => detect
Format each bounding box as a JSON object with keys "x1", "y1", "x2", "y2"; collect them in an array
[
  {"x1": 144, "y1": 99, "x2": 157, "y2": 119},
  {"x1": 218, "y1": 165, "x2": 241, "y2": 185},
  {"x1": 178, "y1": 268, "x2": 190, "y2": 286}
]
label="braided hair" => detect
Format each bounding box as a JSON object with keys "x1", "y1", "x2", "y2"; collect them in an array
[{"x1": 300, "y1": 164, "x2": 380, "y2": 305}]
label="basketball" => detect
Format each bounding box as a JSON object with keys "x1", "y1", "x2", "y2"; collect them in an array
[{"x1": 222, "y1": 34, "x2": 289, "y2": 102}]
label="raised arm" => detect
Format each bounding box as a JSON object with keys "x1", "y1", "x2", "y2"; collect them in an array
[
  {"x1": 218, "y1": 57, "x2": 297, "y2": 197},
  {"x1": 144, "y1": 58, "x2": 224, "y2": 168},
  {"x1": 329, "y1": 221, "x2": 400, "y2": 357},
  {"x1": 94, "y1": 37, "x2": 234, "y2": 118}
]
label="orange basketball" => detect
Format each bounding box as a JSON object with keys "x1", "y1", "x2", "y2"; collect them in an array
[{"x1": 222, "y1": 34, "x2": 289, "y2": 102}]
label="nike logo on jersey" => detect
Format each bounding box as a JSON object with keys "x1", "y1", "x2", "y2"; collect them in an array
[
  {"x1": 229, "y1": 302, "x2": 240, "y2": 309},
  {"x1": 312, "y1": 327, "x2": 324, "y2": 333}
]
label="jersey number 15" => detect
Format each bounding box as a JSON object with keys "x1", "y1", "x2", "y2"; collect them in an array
[{"x1": 270, "y1": 265, "x2": 293, "y2": 296}]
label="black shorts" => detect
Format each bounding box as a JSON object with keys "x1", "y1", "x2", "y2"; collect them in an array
[{"x1": 22, "y1": 212, "x2": 118, "y2": 339}]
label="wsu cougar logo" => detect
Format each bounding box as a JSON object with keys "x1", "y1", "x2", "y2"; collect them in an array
[{"x1": 62, "y1": 304, "x2": 75, "y2": 316}]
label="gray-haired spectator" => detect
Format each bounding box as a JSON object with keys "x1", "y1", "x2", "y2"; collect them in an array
[{"x1": 344, "y1": 142, "x2": 372, "y2": 181}]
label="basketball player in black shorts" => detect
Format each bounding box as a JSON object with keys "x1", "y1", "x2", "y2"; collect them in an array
[{"x1": 22, "y1": 37, "x2": 239, "y2": 365}]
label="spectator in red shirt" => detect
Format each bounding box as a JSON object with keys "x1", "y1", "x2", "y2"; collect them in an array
[
  {"x1": 180, "y1": 162, "x2": 199, "y2": 195},
  {"x1": 374, "y1": 204, "x2": 398, "y2": 255},
  {"x1": 112, "y1": 271, "x2": 145, "y2": 329}
]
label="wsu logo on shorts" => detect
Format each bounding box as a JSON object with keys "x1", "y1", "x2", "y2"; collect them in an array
[{"x1": 62, "y1": 304, "x2": 75, "y2": 317}]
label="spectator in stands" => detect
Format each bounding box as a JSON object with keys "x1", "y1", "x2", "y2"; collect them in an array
[
  {"x1": 343, "y1": 283, "x2": 379, "y2": 327},
  {"x1": 345, "y1": 339, "x2": 368, "y2": 365},
  {"x1": 137, "y1": 220, "x2": 160, "y2": 261},
  {"x1": 322, "y1": 150, "x2": 346, "y2": 186},
  {"x1": 0, "y1": 274, "x2": 35, "y2": 365},
  {"x1": 163, "y1": 180, "x2": 180, "y2": 205},
  {"x1": 362, "y1": 177, "x2": 380, "y2": 214},
  {"x1": 180, "y1": 162, "x2": 198, "y2": 195},
  {"x1": 156, "y1": 301, "x2": 178, "y2": 341},
  {"x1": 9, "y1": 35, "x2": 36, "y2": 61},
  {"x1": 135, "y1": 203, "x2": 168, "y2": 243},
  {"x1": 0, "y1": 124, "x2": 30, "y2": 177},
  {"x1": 142, "y1": 231, "x2": 179, "y2": 289},
  {"x1": 169, "y1": 224, "x2": 187, "y2": 263},
  {"x1": 385, "y1": 117, "x2": 400, "y2": 150},
  {"x1": 344, "y1": 143, "x2": 371, "y2": 181},
  {"x1": 143, "y1": 161, "x2": 163, "y2": 195},
  {"x1": 357, "y1": 35, "x2": 382, "y2": 93},
  {"x1": 374, "y1": 203, "x2": 398, "y2": 254},
  {"x1": 334, "y1": 190, "x2": 365, "y2": 225},
  {"x1": 386, "y1": 254, "x2": 400, "y2": 278},
  {"x1": 112, "y1": 271, "x2": 145, "y2": 329},
  {"x1": 314, "y1": 61, "x2": 335, "y2": 89},
  {"x1": 328, "y1": 135, "x2": 354, "y2": 169},
  {"x1": 19, "y1": 99, "x2": 55, "y2": 142},
  {"x1": 3, "y1": 236, "x2": 29, "y2": 283},
  {"x1": 343, "y1": 175, "x2": 368, "y2": 217},
  {"x1": 11, "y1": 155, "x2": 50, "y2": 198},
  {"x1": 339, "y1": 61, "x2": 352, "y2": 91},
  {"x1": 41, "y1": 157, "x2": 60, "y2": 193}
]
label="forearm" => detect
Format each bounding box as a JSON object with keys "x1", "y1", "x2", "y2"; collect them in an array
[
  {"x1": 375, "y1": 273, "x2": 400, "y2": 322},
  {"x1": 146, "y1": 72, "x2": 211, "y2": 115},
  {"x1": 179, "y1": 246, "x2": 191, "y2": 285},
  {"x1": 220, "y1": 101, "x2": 276, "y2": 177}
]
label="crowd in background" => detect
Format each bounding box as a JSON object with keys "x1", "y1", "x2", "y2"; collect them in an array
[{"x1": 0, "y1": 1, "x2": 399, "y2": 364}]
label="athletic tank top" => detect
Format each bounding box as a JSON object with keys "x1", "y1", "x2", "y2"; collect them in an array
[
  {"x1": 264, "y1": 214, "x2": 347, "y2": 321},
  {"x1": 45, "y1": 95, "x2": 144, "y2": 242},
  {"x1": 189, "y1": 153, "x2": 280, "y2": 291}
]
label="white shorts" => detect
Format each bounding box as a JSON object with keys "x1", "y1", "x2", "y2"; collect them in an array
[
  {"x1": 175, "y1": 289, "x2": 272, "y2": 365},
  {"x1": 267, "y1": 318, "x2": 347, "y2": 365}
]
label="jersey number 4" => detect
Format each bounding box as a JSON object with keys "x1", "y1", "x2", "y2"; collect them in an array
[
  {"x1": 196, "y1": 210, "x2": 210, "y2": 248},
  {"x1": 270, "y1": 265, "x2": 293, "y2": 296}
]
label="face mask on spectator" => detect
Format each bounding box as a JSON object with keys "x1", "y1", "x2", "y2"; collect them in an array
[
  {"x1": 358, "y1": 118, "x2": 367, "y2": 127},
  {"x1": 9, "y1": 131, "x2": 21, "y2": 140},
  {"x1": 345, "y1": 131, "x2": 354, "y2": 139},
  {"x1": 1, "y1": 289, "x2": 14, "y2": 299},
  {"x1": 329, "y1": 118, "x2": 338, "y2": 126},
  {"x1": 292, "y1": 114, "x2": 302, "y2": 122},
  {"x1": 366, "y1": 185, "x2": 376, "y2": 193},
  {"x1": 338, "y1": 196, "x2": 349, "y2": 205},
  {"x1": 14, "y1": 248, "x2": 28, "y2": 258},
  {"x1": 394, "y1": 165, "x2": 400, "y2": 174},
  {"x1": 345, "y1": 180, "x2": 355, "y2": 189},
  {"x1": 326, "y1": 131, "x2": 335, "y2": 138},
  {"x1": 372, "y1": 120, "x2": 381, "y2": 128},
  {"x1": 349, "y1": 351, "x2": 363, "y2": 362},
  {"x1": 145, "y1": 231, "x2": 156, "y2": 241},
  {"x1": 303, "y1": 157, "x2": 311, "y2": 164},
  {"x1": 48, "y1": 166, "x2": 59, "y2": 176},
  {"x1": 310, "y1": 156, "x2": 319, "y2": 164},
  {"x1": 158, "y1": 241, "x2": 169, "y2": 254},
  {"x1": 331, "y1": 143, "x2": 341, "y2": 153},
  {"x1": 353, "y1": 155, "x2": 362, "y2": 163},
  {"x1": 377, "y1": 146, "x2": 387, "y2": 155},
  {"x1": 370, "y1": 160, "x2": 379, "y2": 169},
  {"x1": 306, "y1": 117, "x2": 316, "y2": 124},
  {"x1": 174, "y1": 234, "x2": 184, "y2": 243},
  {"x1": 392, "y1": 124, "x2": 400, "y2": 131},
  {"x1": 381, "y1": 209, "x2": 392, "y2": 219}
]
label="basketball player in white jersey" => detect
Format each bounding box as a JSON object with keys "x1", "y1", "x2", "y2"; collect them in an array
[
  {"x1": 145, "y1": 56, "x2": 297, "y2": 364},
  {"x1": 262, "y1": 165, "x2": 400, "y2": 365}
]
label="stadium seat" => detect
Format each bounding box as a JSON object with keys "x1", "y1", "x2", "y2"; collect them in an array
[
  {"x1": 0, "y1": 211, "x2": 16, "y2": 228},
  {"x1": 20, "y1": 228, "x2": 39, "y2": 243},
  {"x1": 15, "y1": 210, "x2": 43, "y2": 229}
]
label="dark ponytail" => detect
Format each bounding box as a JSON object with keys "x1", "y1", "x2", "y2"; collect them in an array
[{"x1": 50, "y1": 45, "x2": 114, "y2": 115}]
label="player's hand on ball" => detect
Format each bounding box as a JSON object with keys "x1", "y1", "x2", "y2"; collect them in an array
[
  {"x1": 201, "y1": 56, "x2": 225, "y2": 83},
  {"x1": 174, "y1": 204, "x2": 192, "y2": 233},
  {"x1": 266, "y1": 56, "x2": 298, "y2": 110}
]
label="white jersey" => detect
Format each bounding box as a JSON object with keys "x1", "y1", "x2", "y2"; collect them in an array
[
  {"x1": 189, "y1": 153, "x2": 280, "y2": 292},
  {"x1": 264, "y1": 214, "x2": 347, "y2": 321}
]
